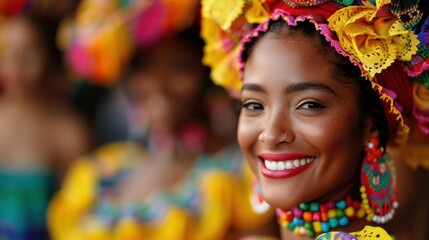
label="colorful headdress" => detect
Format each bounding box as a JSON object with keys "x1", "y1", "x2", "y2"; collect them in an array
[
  {"x1": 56, "y1": 0, "x2": 199, "y2": 85},
  {"x1": 0, "y1": 0, "x2": 77, "y2": 18},
  {"x1": 201, "y1": 0, "x2": 429, "y2": 161}
]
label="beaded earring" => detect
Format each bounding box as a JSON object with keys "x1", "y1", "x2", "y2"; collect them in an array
[
  {"x1": 360, "y1": 137, "x2": 398, "y2": 224},
  {"x1": 253, "y1": 176, "x2": 264, "y2": 203},
  {"x1": 250, "y1": 176, "x2": 271, "y2": 214}
]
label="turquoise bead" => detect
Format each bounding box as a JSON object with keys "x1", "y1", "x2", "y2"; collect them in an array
[
  {"x1": 336, "y1": 200, "x2": 347, "y2": 209},
  {"x1": 338, "y1": 216, "x2": 349, "y2": 226},
  {"x1": 293, "y1": 217, "x2": 305, "y2": 226},
  {"x1": 321, "y1": 222, "x2": 330, "y2": 232},
  {"x1": 329, "y1": 218, "x2": 338, "y2": 229},
  {"x1": 310, "y1": 202, "x2": 320, "y2": 212},
  {"x1": 288, "y1": 222, "x2": 296, "y2": 231},
  {"x1": 336, "y1": 0, "x2": 354, "y2": 6}
]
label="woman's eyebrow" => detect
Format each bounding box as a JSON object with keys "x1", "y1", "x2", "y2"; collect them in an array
[
  {"x1": 285, "y1": 82, "x2": 337, "y2": 95},
  {"x1": 241, "y1": 83, "x2": 266, "y2": 93}
]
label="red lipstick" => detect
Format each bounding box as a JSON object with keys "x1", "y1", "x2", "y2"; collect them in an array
[{"x1": 258, "y1": 152, "x2": 315, "y2": 178}]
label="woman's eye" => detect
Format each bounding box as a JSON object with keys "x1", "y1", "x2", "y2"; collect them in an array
[
  {"x1": 297, "y1": 101, "x2": 326, "y2": 110},
  {"x1": 242, "y1": 102, "x2": 264, "y2": 111}
]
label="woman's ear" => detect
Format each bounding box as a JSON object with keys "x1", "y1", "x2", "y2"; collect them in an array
[{"x1": 362, "y1": 113, "x2": 379, "y2": 142}]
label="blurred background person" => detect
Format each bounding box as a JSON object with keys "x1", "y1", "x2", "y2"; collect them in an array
[
  {"x1": 48, "y1": 0, "x2": 279, "y2": 239},
  {"x1": 0, "y1": 2, "x2": 92, "y2": 239}
]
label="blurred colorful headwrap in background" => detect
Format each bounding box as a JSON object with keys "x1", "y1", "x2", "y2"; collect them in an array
[
  {"x1": 0, "y1": 0, "x2": 78, "y2": 18},
  {"x1": 56, "y1": 0, "x2": 199, "y2": 85},
  {"x1": 201, "y1": 0, "x2": 429, "y2": 168}
]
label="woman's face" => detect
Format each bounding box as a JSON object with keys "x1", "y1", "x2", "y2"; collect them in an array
[
  {"x1": 126, "y1": 37, "x2": 205, "y2": 132},
  {"x1": 238, "y1": 30, "x2": 372, "y2": 209},
  {"x1": 0, "y1": 17, "x2": 47, "y2": 92}
]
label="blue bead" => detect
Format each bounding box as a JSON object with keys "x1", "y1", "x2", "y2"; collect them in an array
[
  {"x1": 336, "y1": 200, "x2": 347, "y2": 209},
  {"x1": 321, "y1": 222, "x2": 330, "y2": 232},
  {"x1": 293, "y1": 217, "x2": 305, "y2": 226},
  {"x1": 329, "y1": 218, "x2": 338, "y2": 229},
  {"x1": 338, "y1": 216, "x2": 349, "y2": 226}
]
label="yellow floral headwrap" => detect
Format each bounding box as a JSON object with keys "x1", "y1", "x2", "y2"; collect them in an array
[{"x1": 328, "y1": 0, "x2": 419, "y2": 78}]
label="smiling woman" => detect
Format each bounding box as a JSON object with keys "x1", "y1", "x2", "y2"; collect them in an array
[
  {"x1": 238, "y1": 19, "x2": 389, "y2": 238},
  {"x1": 201, "y1": 0, "x2": 429, "y2": 239}
]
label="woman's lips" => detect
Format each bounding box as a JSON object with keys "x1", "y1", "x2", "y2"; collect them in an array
[{"x1": 258, "y1": 153, "x2": 316, "y2": 178}]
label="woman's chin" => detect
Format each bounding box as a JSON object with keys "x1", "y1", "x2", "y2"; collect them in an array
[{"x1": 262, "y1": 186, "x2": 301, "y2": 210}]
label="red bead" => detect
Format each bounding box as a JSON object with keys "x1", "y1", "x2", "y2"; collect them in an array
[
  {"x1": 346, "y1": 196, "x2": 353, "y2": 206},
  {"x1": 286, "y1": 211, "x2": 294, "y2": 222},
  {"x1": 353, "y1": 201, "x2": 361, "y2": 210}
]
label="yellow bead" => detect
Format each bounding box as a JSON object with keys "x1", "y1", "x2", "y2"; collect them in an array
[
  {"x1": 361, "y1": 193, "x2": 367, "y2": 199},
  {"x1": 328, "y1": 209, "x2": 336, "y2": 218},
  {"x1": 294, "y1": 226, "x2": 300, "y2": 235},
  {"x1": 366, "y1": 213, "x2": 374, "y2": 222},
  {"x1": 313, "y1": 221, "x2": 322, "y2": 233},
  {"x1": 356, "y1": 209, "x2": 365, "y2": 218},
  {"x1": 345, "y1": 206, "x2": 354, "y2": 217},
  {"x1": 360, "y1": 185, "x2": 366, "y2": 192},
  {"x1": 362, "y1": 198, "x2": 369, "y2": 205}
]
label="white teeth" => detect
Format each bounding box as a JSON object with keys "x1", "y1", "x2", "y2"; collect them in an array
[
  {"x1": 293, "y1": 160, "x2": 300, "y2": 168},
  {"x1": 270, "y1": 161, "x2": 278, "y2": 170},
  {"x1": 263, "y1": 157, "x2": 315, "y2": 171},
  {"x1": 277, "y1": 161, "x2": 285, "y2": 170}
]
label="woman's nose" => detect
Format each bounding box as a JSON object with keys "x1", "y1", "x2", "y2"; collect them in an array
[{"x1": 258, "y1": 111, "x2": 294, "y2": 148}]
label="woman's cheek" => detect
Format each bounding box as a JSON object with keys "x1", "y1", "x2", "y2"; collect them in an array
[{"x1": 238, "y1": 117, "x2": 260, "y2": 164}]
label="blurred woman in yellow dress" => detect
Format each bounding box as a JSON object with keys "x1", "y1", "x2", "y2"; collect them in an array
[{"x1": 48, "y1": 0, "x2": 279, "y2": 239}]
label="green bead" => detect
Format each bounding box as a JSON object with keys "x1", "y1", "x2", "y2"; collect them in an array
[
  {"x1": 307, "y1": 229, "x2": 315, "y2": 238},
  {"x1": 335, "y1": 209, "x2": 345, "y2": 218},
  {"x1": 299, "y1": 203, "x2": 310, "y2": 211},
  {"x1": 304, "y1": 221, "x2": 313, "y2": 230}
]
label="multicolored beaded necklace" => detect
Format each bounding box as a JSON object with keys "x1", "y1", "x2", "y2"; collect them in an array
[{"x1": 276, "y1": 195, "x2": 365, "y2": 238}]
